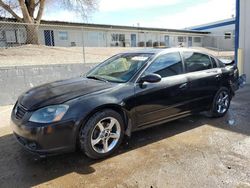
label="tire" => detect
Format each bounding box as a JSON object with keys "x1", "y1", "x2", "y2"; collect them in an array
[
  {"x1": 79, "y1": 109, "x2": 125, "y2": 159},
  {"x1": 208, "y1": 87, "x2": 231, "y2": 118}
]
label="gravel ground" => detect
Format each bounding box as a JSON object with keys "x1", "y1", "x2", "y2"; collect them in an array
[
  {"x1": 0, "y1": 45, "x2": 234, "y2": 67},
  {"x1": 0, "y1": 86, "x2": 249, "y2": 188}
]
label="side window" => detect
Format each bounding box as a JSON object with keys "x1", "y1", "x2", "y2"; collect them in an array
[
  {"x1": 218, "y1": 60, "x2": 226, "y2": 67},
  {"x1": 183, "y1": 52, "x2": 212, "y2": 72},
  {"x1": 144, "y1": 52, "x2": 183, "y2": 78},
  {"x1": 211, "y1": 57, "x2": 218, "y2": 68}
]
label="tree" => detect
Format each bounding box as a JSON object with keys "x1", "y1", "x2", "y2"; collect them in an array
[{"x1": 0, "y1": 0, "x2": 98, "y2": 44}]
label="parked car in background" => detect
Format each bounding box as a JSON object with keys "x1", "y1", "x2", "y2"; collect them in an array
[{"x1": 11, "y1": 48, "x2": 239, "y2": 159}]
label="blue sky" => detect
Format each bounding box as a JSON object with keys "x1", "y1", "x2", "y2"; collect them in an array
[{"x1": 44, "y1": 0, "x2": 235, "y2": 29}]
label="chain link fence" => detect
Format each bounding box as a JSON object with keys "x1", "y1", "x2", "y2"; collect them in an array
[{"x1": 0, "y1": 20, "x2": 235, "y2": 67}]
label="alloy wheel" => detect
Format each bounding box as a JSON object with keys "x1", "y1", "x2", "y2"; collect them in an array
[
  {"x1": 216, "y1": 91, "x2": 229, "y2": 114},
  {"x1": 90, "y1": 117, "x2": 121, "y2": 154}
]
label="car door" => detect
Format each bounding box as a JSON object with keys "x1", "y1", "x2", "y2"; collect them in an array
[
  {"x1": 182, "y1": 51, "x2": 222, "y2": 111},
  {"x1": 134, "y1": 52, "x2": 192, "y2": 128}
]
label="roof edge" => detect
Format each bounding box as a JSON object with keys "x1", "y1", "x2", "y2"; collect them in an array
[{"x1": 0, "y1": 17, "x2": 210, "y2": 34}]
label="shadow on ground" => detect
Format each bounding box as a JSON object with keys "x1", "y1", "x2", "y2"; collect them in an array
[{"x1": 0, "y1": 86, "x2": 249, "y2": 187}]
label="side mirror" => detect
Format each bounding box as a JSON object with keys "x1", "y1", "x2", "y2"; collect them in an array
[{"x1": 139, "y1": 74, "x2": 162, "y2": 83}]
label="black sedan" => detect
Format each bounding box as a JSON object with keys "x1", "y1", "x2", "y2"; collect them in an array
[{"x1": 11, "y1": 48, "x2": 239, "y2": 159}]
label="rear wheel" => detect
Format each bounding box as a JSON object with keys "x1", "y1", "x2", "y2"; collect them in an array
[
  {"x1": 79, "y1": 109, "x2": 124, "y2": 159},
  {"x1": 208, "y1": 87, "x2": 231, "y2": 118}
]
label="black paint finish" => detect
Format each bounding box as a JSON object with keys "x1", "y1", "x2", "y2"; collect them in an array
[{"x1": 11, "y1": 48, "x2": 239, "y2": 156}]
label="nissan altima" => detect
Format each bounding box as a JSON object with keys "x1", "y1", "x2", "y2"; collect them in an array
[{"x1": 11, "y1": 48, "x2": 239, "y2": 159}]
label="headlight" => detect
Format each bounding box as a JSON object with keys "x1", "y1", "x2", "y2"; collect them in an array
[{"x1": 29, "y1": 105, "x2": 69, "y2": 123}]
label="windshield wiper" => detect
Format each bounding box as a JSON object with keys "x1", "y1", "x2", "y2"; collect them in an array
[{"x1": 86, "y1": 75, "x2": 108, "y2": 82}]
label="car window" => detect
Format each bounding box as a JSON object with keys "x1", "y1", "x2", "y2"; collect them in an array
[
  {"x1": 211, "y1": 57, "x2": 218, "y2": 68},
  {"x1": 87, "y1": 53, "x2": 153, "y2": 83},
  {"x1": 183, "y1": 52, "x2": 212, "y2": 72},
  {"x1": 218, "y1": 59, "x2": 226, "y2": 67},
  {"x1": 144, "y1": 52, "x2": 183, "y2": 78}
]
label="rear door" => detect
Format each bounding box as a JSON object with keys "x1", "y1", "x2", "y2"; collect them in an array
[
  {"x1": 182, "y1": 51, "x2": 222, "y2": 111},
  {"x1": 134, "y1": 52, "x2": 191, "y2": 128}
]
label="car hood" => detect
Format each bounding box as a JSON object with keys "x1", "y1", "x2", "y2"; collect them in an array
[{"x1": 18, "y1": 77, "x2": 113, "y2": 111}]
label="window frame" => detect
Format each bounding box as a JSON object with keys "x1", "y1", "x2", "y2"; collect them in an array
[
  {"x1": 209, "y1": 56, "x2": 219, "y2": 68},
  {"x1": 136, "y1": 51, "x2": 185, "y2": 82},
  {"x1": 58, "y1": 31, "x2": 68, "y2": 41},
  {"x1": 224, "y1": 32, "x2": 232, "y2": 39},
  {"x1": 5, "y1": 30, "x2": 17, "y2": 43},
  {"x1": 178, "y1": 36, "x2": 186, "y2": 43},
  {"x1": 194, "y1": 37, "x2": 201, "y2": 43},
  {"x1": 181, "y1": 51, "x2": 213, "y2": 73},
  {"x1": 0, "y1": 30, "x2": 5, "y2": 40},
  {"x1": 111, "y1": 33, "x2": 125, "y2": 42}
]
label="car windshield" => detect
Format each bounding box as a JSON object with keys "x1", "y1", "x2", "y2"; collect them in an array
[{"x1": 86, "y1": 53, "x2": 154, "y2": 83}]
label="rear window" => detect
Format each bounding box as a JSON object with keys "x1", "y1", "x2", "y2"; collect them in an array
[
  {"x1": 217, "y1": 60, "x2": 226, "y2": 67},
  {"x1": 183, "y1": 52, "x2": 212, "y2": 73},
  {"x1": 211, "y1": 57, "x2": 218, "y2": 68}
]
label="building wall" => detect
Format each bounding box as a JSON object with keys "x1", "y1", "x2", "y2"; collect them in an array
[
  {"x1": 189, "y1": 19, "x2": 235, "y2": 51},
  {"x1": 0, "y1": 21, "x2": 204, "y2": 48},
  {"x1": 239, "y1": 0, "x2": 250, "y2": 83},
  {"x1": 201, "y1": 25, "x2": 235, "y2": 51},
  {"x1": 0, "y1": 24, "x2": 27, "y2": 47}
]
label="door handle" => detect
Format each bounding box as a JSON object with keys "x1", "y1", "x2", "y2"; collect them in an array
[
  {"x1": 215, "y1": 74, "x2": 222, "y2": 79},
  {"x1": 179, "y1": 83, "x2": 188, "y2": 90},
  {"x1": 206, "y1": 70, "x2": 218, "y2": 73}
]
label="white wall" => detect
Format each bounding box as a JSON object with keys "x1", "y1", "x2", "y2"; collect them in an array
[
  {"x1": 0, "y1": 22, "x2": 205, "y2": 48},
  {"x1": 239, "y1": 0, "x2": 250, "y2": 83},
  {"x1": 189, "y1": 19, "x2": 235, "y2": 51},
  {"x1": 204, "y1": 25, "x2": 235, "y2": 51}
]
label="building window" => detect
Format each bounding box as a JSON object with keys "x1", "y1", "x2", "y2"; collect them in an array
[
  {"x1": 224, "y1": 32, "x2": 232, "y2": 39},
  {"x1": 178, "y1": 36, "x2": 186, "y2": 43},
  {"x1": 111, "y1": 33, "x2": 125, "y2": 41},
  {"x1": 5, "y1": 30, "x2": 17, "y2": 43},
  {"x1": 0, "y1": 31, "x2": 5, "y2": 40},
  {"x1": 119, "y1": 34, "x2": 125, "y2": 41},
  {"x1": 194, "y1": 37, "x2": 201, "y2": 43},
  {"x1": 58, "y1": 31, "x2": 68, "y2": 40},
  {"x1": 111, "y1": 34, "x2": 118, "y2": 41}
]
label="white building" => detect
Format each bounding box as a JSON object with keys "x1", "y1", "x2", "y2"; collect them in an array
[
  {"x1": 189, "y1": 18, "x2": 235, "y2": 51},
  {"x1": 0, "y1": 18, "x2": 208, "y2": 48}
]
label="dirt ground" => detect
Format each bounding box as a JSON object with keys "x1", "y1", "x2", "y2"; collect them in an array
[
  {"x1": 0, "y1": 86, "x2": 249, "y2": 188},
  {"x1": 0, "y1": 45, "x2": 234, "y2": 67}
]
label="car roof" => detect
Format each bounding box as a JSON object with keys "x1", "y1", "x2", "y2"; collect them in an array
[{"x1": 121, "y1": 47, "x2": 207, "y2": 56}]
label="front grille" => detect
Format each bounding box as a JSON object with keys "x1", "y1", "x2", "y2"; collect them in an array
[{"x1": 15, "y1": 104, "x2": 27, "y2": 120}]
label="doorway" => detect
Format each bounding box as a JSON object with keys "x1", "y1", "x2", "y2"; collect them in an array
[
  {"x1": 44, "y1": 30, "x2": 55, "y2": 46},
  {"x1": 188, "y1": 37, "x2": 193, "y2": 47},
  {"x1": 164, "y1": 35, "x2": 170, "y2": 47},
  {"x1": 131, "y1": 34, "x2": 137, "y2": 47}
]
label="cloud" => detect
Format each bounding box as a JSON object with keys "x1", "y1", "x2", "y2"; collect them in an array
[
  {"x1": 99, "y1": 0, "x2": 181, "y2": 12},
  {"x1": 42, "y1": 0, "x2": 235, "y2": 30},
  {"x1": 43, "y1": 10, "x2": 81, "y2": 22},
  {"x1": 136, "y1": 0, "x2": 235, "y2": 29}
]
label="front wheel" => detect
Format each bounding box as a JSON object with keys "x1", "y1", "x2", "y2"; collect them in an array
[
  {"x1": 208, "y1": 87, "x2": 231, "y2": 118},
  {"x1": 79, "y1": 109, "x2": 124, "y2": 159}
]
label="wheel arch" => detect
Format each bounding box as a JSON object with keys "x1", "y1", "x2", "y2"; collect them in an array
[
  {"x1": 75, "y1": 103, "x2": 132, "y2": 147},
  {"x1": 221, "y1": 81, "x2": 235, "y2": 97}
]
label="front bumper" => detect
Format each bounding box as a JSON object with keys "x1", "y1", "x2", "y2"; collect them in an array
[
  {"x1": 239, "y1": 74, "x2": 247, "y2": 88},
  {"x1": 11, "y1": 112, "x2": 78, "y2": 157}
]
